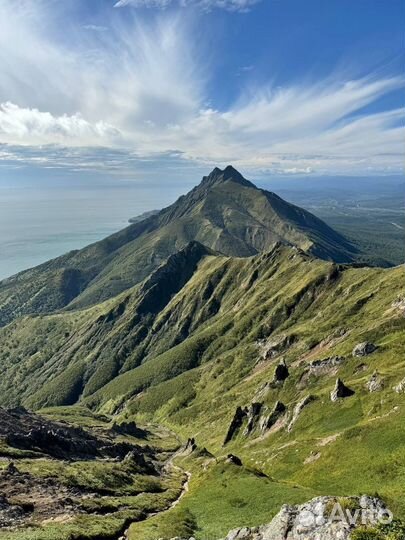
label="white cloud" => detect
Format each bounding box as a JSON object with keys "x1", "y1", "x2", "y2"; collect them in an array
[
  {"x1": 0, "y1": 0, "x2": 403, "y2": 176},
  {"x1": 114, "y1": 0, "x2": 260, "y2": 12},
  {"x1": 0, "y1": 102, "x2": 120, "y2": 146}
]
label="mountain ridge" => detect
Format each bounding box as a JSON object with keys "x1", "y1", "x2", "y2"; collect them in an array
[{"x1": 0, "y1": 166, "x2": 357, "y2": 327}]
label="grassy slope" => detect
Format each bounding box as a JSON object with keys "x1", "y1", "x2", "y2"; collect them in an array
[
  {"x1": 0, "y1": 405, "x2": 185, "y2": 540},
  {"x1": 0, "y1": 167, "x2": 357, "y2": 327},
  {"x1": 1, "y1": 243, "x2": 404, "y2": 538}
]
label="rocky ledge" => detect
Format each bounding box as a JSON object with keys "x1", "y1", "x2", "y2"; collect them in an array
[
  {"x1": 172, "y1": 496, "x2": 391, "y2": 540},
  {"x1": 0, "y1": 407, "x2": 154, "y2": 468}
]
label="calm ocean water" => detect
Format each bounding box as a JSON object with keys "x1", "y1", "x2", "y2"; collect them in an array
[{"x1": 0, "y1": 183, "x2": 182, "y2": 281}]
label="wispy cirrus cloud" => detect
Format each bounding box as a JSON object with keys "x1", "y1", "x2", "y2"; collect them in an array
[
  {"x1": 0, "y1": 0, "x2": 403, "y2": 177},
  {"x1": 114, "y1": 0, "x2": 260, "y2": 12}
]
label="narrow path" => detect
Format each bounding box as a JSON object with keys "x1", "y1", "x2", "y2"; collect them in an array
[{"x1": 117, "y1": 463, "x2": 191, "y2": 540}]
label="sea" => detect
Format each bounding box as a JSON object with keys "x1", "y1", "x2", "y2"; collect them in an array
[{"x1": 0, "y1": 182, "x2": 183, "y2": 281}]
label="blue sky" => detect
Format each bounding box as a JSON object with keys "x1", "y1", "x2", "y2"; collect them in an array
[{"x1": 0, "y1": 0, "x2": 403, "y2": 183}]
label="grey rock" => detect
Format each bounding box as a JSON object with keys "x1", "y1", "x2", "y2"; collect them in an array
[
  {"x1": 0, "y1": 495, "x2": 24, "y2": 528},
  {"x1": 366, "y1": 371, "x2": 384, "y2": 392},
  {"x1": 259, "y1": 401, "x2": 286, "y2": 433},
  {"x1": 287, "y1": 395, "x2": 316, "y2": 432},
  {"x1": 259, "y1": 335, "x2": 296, "y2": 360},
  {"x1": 393, "y1": 377, "x2": 405, "y2": 393},
  {"x1": 218, "y1": 496, "x2": 388, "y2": 540},
  {"x1": 352, "y1": 342, "x2": 377, "y2": 357},
  {"x1": 111, "y1": 420, "x2": 146, "y2": 438},
  {"x1": 330, "y1": 379, "x2": 355, "y2": 402},
  {"x1": 309, "y1": 356, "x2": 345, "y2": 373},
  {"x1": 244, "y1": 403, "x2": 263, "y2": 436},
  {"x1": 392, "y1": 296, "x2": 405, "y2": 315},
  {"x1": 182, "y1": 437, "x2": 197, "y2": 454}
]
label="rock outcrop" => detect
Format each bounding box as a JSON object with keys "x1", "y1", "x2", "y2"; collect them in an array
[
  {"x1": 224, "y1": 406, "x2": 248, "y2": 444},
  {"x1": 309, "y1": 356, "x2": 345, "y2": 373},
  {"x1": 259, "y1": 334, "x2": 296, "y2": 361},
  {"x1": 0, "y1": 495, "x2": 24, "y2": 528},
  {"x1": 112, "y1": 420, "x2": 147, "y2": 438},
  {"x1": 216, "y1": 495, "x2": 389, "y2": 540},
  {"x1": 259, "y1": 401, "x2": 286, "y2": 433},
  {"x1": 272, "y1": 360, "x2": 289, "y2": 383},
  {"x1": 366, "y1": 371, "x2": 384, "y2": 393},
  {"x1": 226, "y1": 454, "x2": 243, "y2": 466},
  {"x1": 330, "y1": 379, "x2": 355, "y2": 401},
  {"x1": 0, "y1": 407, "x2": 153, "y2": 470},
  {"x1": 352, "y1": 342, "x2": 377, "y2": 357},
  {"x1": 392, "y1": 296, "x2": 405, "y2": 315},
  {"x1": 287, "y1": 395, "x2": 316, "y2": 432},
  {"x1": 394, "y1": 377, "x2": 405, "y2": 393},
  {"x1": 244, "y1": 403, "x2": 263, "y2": 436},
  {"x1": 225, "y1": 400, "x2": 287, "y2": 443}
]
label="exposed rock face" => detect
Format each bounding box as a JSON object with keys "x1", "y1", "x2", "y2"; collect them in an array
[
  {"x1": 330, "y1": 379, "x2": 355, "y2": 401},
  {"x1": 112, "y1": 420, "x2": 147, "y2": 438},
  {"x1": 0, "y1": 407, "x2": 153, "y2": 469},
  {"x1": 217, "y1": 496, "x2": 388, "y2": 540},
  {"x1": 394, "y1": 377, "x2": 405, "y2": 393},
  {"x1": 259, "y1": 401, "x2": 286, "y2": 433},
  {"x1": 225, "y1": 401, "x2": 287, "y2": 443},
  {"x1": 273, "y1": 360, "x2": 289, "y2": 383},
  {"x1": 244, "y1": 403, "x2": 263, "y2": 436},
  {"x1": 309, "y1": 356, "x2": 345, "y2": 373},
  {"x1": 224, "y1": 406, "x2": 248, "y2": 445},
  {"x1": 366, "y1": 371, "x2": 384, "y2": 392},
  {"x1": 182, "y1": 437, "x2": 198, "y2": 455},
  {"x1": 287, "y1": 395, "x2": 315, "y2": 432},
  {"x1": 259, "y1": 335, "x2": 296, "y2": 361},
  {"x1": 226, "y1": 454, "x2": 243, "y2": 466},
  {"x1": 352, "y1": 342, "x2": 377, "y2": 357},
  {"x1": 0, "y1": 495, "x2": 24, "y2": 528},
  {"x1": 392, "y1": 296, "x2": 405, "y2": 315}
]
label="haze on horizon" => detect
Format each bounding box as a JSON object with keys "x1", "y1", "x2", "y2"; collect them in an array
[{"x1": 0, "y1": 0, "x2": 404, "y2": 185}]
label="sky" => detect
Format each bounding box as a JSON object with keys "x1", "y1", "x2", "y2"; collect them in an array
[{"x1": 0, "y1": 0, "x2": 404, "y2": 185}]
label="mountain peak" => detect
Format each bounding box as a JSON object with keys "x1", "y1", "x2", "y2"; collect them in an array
[{"x1": 201, "y1": 165, "x2": 256, "y2": 189}]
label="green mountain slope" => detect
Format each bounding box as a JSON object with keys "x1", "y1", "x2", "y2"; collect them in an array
[
  {"x1": 0, "y1": 166, "x2": 357, "y2": 327},
  {"x1": 0, "y1": 240, "x2": 404, "y2": 536}
]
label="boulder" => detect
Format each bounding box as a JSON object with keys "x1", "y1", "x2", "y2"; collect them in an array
[
  {"x1": 330, "y1": 379, "x2": 355, "y2": 402},
  {"x1": 4, "y1": 462, "x2": 19, "y2": 476},
  {"x1": 352, "y1": 342, "x2": 377, "y2": 357},
  {"x1": 366, "y1": 371, "x2": 384, "y2": 392},
  {"x1": 393, "y1": 377, "x2": 405, "y2": 393},
  {"x1": 226, "y1": 454, "x2": 243, "y2": 466},
  {"x1": 273, "y1": 360, "x2": 289, "y2": 383},
  {"x1": 218, "y1": 495, "x2": 389, "y2": 540},
  {"x1": 309, "y1": 356, "x2": 345, "y2": 373}
]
